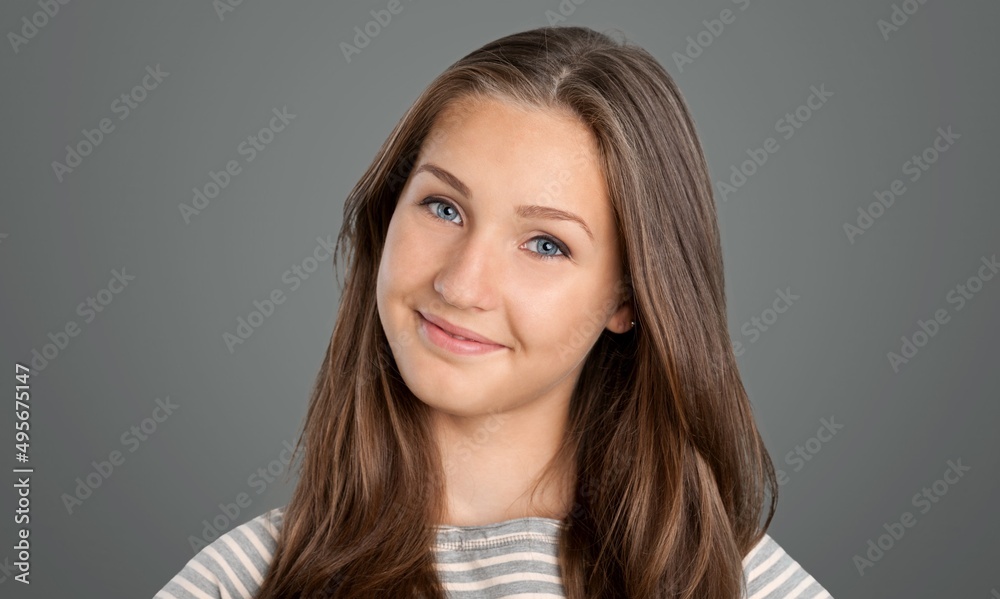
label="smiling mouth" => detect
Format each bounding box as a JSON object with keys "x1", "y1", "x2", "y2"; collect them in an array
[
  {"x1": 417, "y1": 311, "x2": 505, "y2": 345},
  {"x1": 415, "y1": 311, "x2": 508, "y2": 355}
]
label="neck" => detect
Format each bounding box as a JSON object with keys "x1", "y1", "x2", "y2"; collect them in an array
[{"x1": 431, "y1": 399, "x2": 575, "y2": 527}]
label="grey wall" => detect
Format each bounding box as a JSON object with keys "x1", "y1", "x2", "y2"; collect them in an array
[{"x1": 1, "y1": 0, "x2": 997, "y2": 597}]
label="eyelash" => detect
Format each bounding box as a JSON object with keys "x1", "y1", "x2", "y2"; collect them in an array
[{"x1": 415, "y1": 196, "x2": 572, "y2": 262}]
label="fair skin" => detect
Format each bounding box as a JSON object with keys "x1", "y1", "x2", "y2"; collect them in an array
[{"x1": 375, "y1": 95, "x2": 633, "y2": 527}]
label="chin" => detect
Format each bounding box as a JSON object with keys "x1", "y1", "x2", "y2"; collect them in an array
[{"x1": 400, "y1": 373, "x2": 486, "y2": 417}]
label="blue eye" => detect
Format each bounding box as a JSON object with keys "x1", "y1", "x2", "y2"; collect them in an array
[
  {"x1": 524, "y1": 237, "x2": 568, "y2": 261},
  {"x1": 415, "y1": 197, "x2": 571, "y2": 262},
  {"x1": 418, "y1": 197, "x2": 462, "y2": 223}
]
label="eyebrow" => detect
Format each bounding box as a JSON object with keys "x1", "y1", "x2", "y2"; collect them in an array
[{"x1": 413, "y1": 162, "x2": 595, "y2": 242}]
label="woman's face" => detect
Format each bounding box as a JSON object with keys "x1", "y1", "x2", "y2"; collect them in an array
[{"x1": 376, "y1": 96, "x2": 632, "y2": 418}]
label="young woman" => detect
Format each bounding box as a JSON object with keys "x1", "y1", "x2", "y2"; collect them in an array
[{"x1": 156, "y1": 25, "x2": 833, "y2": 599}]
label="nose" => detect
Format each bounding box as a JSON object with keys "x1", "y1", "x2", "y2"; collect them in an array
[{"x1": 433, "y1": 234, "x2": 501, "y2": 311}]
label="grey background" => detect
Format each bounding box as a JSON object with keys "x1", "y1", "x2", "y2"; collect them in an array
[{"x1": 1, "y1": 0, "x2": 997, "y2": 597}]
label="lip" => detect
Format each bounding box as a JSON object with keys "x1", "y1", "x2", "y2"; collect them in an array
[{"x1": 417, "y1": 311, "x2": 508, "y2": 356}]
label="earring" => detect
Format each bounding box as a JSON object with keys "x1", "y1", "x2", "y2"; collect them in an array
[{"x1": 630, "y1": 320, "x2": 635, "y2": 329}]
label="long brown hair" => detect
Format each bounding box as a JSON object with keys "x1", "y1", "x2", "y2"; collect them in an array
[{"x1": 255, "y1": 25, "x2": 777, "y2": 598}]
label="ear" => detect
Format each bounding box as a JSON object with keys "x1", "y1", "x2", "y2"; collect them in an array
[
  {"x1": 606, "y1": 298, "x2": 634, "y2": 334},
  {"x1": 606, "y1": 279, "x2": 635, "y2": 334}
]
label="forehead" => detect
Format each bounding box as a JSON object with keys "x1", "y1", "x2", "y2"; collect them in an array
[
  {"x1": 428, "y1": 96, "x2": 599, "y2": 168},
  {"x1": 414, "y1": 96, "x2": 613, "y2": 227}
]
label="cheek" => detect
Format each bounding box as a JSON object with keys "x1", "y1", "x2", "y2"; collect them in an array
[
  {"x1": 377, "y1": 221, "x2": 403, "y2": 312},
  {"x1": 558, "y1": 303, "x2": 608, "y2": 356},
  {"x1": 574, "y1": 279, "x2": 624, "y2": 343},
  {"x1": 377, "y1": 216, "x2": 433, "y2": 313},
  {"x1": 516, "y1": 282, "x2": 607, "y2": 359}
]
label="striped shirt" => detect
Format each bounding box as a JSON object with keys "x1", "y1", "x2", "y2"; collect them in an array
[{"x1": 153, "y1": 507, "x2": 833, "y2": 599}]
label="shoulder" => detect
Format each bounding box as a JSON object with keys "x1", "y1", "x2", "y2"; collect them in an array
[
  {"x1": 742, "y1": 532, "x2": 834, "y2": 599},
  {"x1": 154, "y1": 507, "x2": 286, "y2": 599}
]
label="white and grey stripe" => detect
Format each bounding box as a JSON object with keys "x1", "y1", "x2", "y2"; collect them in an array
[{"x1": 154, "y1": 508, "x2": 833, "y2": 599}]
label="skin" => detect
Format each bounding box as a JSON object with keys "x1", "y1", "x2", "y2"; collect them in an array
[{"x1": 375, "y1": 95, "x2": 633, "y2": 526}]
